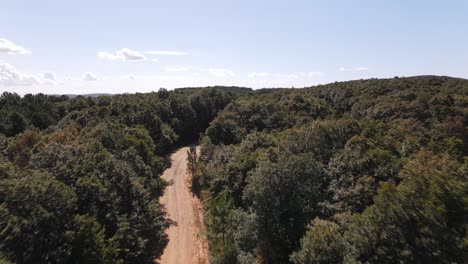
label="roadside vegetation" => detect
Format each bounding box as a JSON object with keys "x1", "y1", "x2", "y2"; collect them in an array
[{"x1": 192, "y1": 76, "x2": 467, "y2": 263}]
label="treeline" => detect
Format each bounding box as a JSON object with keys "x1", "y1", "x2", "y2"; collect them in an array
[
  {"x1": 0, "y1": 87, "x2": 246, "y2": 263},
  {"x1": 191, "y1": 76, "x2": 467, "y2": 263}
]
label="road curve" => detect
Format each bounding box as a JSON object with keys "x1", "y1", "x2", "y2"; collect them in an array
[{"x1": 157, "y1": 147, "x2": 209, "y2": 264}]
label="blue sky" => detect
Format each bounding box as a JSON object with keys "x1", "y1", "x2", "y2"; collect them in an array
[{"x1": 1, "y1": 0, "x2": 467, "y2": 95}]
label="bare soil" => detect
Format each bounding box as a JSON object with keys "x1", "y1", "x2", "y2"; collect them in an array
[{"x1": 157, "y1": 147, "x2": 209, "y2": 264}]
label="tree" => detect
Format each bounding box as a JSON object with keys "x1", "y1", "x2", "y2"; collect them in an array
[
  {"x1": 290, "y1": 219, "x2": 346, "y2": 264},
  {"x1": 0, "y1": 170, "x2": 77, "y2": 263},
  {"x1": 243, "y1": 154, "x2": 325, "y2": 263},
  {"x1": 292, "y1": 151, "x2": 467, "y2": 264},
  {"x1": 206, "y1": 192, "x2": 237, "y2": 264},
  {"x1": 187, "y1": 145, "x2": 198, "y2": 175},
  {"x1": 206, "y1": 118, "x2": 245, "y2": 145},
  {"x1": 70, "y1": 215, "x2": 122, "y2": 264}
]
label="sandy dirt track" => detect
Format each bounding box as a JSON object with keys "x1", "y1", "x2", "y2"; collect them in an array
[{"x1": 157, "y1": 147, "x2": 209, "y2": 264}]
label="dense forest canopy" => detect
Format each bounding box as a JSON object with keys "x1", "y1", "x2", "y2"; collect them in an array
[
  {"x1": 0, "y1": 76, "x2": 467, "y2": 264},
  {"x1": 193, "y1": 76, "x2": 467, "y2": 263},
  {"x1": 0, "y1": 87, "x2": 246, "y2": 263}
]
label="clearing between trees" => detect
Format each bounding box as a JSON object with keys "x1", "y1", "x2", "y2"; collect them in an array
[{"x1": 158, "y1": 147, "x2": 209, "y2": 264}]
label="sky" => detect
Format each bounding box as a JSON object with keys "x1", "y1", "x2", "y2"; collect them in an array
[{"x1": 0, "y1": 0, "x2": 467, "y2": 95}]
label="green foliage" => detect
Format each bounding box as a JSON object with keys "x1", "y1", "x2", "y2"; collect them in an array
[
  {"x1": 0, "y1": 170, "x2": 76, "y2": 263},
  {"x1": 326, "y1": 134, "x2": 402, "y2": 214},
  {"x1": 0, "y1": 92, "x2": 66, "y2": 136},
  {"x1": 290, "y1": 219, "x2": 346, "y2": 264},
  {"x1": 344, "y1": 152, "x2": 466, "y2": 263},
  {"x1": 187, "y1": 145, "x2": 198, "y2": 175},
  {"x1": 1, "y1": 76, "x2": 467, "y2": 263},
  {"x1": 244, "y1": 154, "x2": 324, "y2": 263},
  {"x1": 71, "y1": 215, "x2": 122, "y2": 264},
  {"x1": 291, "y1": 152, "x2": 467, "y2": 264},
  {"x1": 198, "y1": 76, "x2": 468, "y2": 263},
  {"x1": 206, "y1": 118, "x2": 246, "y2": 145},
  {"x1": 0, "y1": 87, "x2": 239, "y2": 263},
  {"x1": 207, "y1": 192, "x2": 237, "y2": 264}
]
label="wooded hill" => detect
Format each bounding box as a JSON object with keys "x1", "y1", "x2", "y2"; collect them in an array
[
  {"x1": 192, "y1": 76, "x2": 467, "y2": 263},
  {"x1": 0, "y1": 76, "x2": 467, "y2": 263},
  {"x1": 0, "y1": 87, "x2": 241, "y2": 263}
]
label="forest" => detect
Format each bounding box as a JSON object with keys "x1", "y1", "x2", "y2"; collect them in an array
[
  {"x1": 0, "y1": 76, "x2": 467, "y2": 263},
  {"x1": 0, "y1": 87, "x2": 244, "y2": 263}
]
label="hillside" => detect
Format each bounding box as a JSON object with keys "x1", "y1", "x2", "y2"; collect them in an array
[
  {"x1": 0, "y1": 76, "x2": 467, "y2": 264},
  {"x1": 193, "y1": 75, "x2": 468, "y2": 263}
]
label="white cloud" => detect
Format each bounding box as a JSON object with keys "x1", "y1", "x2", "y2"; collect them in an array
[
  {"x1": 98, "y1": 49, "x2": 188, "y2": 62},
  {"x1": 98, "y1": 48, "x2": 146, "y2": 61},
  {"x1": 355, "y1": 66, "x2": 369, "y2": 71},
  {"x1": 98, "y1": 51, "x2": 120, "y2": 60},
  {"x1": 0, "y1": 38, "x2": 31, "y2": 55},
  {"x1": 43, "y1": 72, "x2": 56, "y2": 81},
  {"x1": 82, "y1": 72, "x2": 97, "y2": 81},
  {"x1": 0, "y1": 63, "x2": 39, "y2": 86},
  {"x1": 248, "y1": 72, "x2": 270, "y2": 78},
  {"x1": 118, "y1": 48, "x2": 146, "y2": 61},
  {"x1": 165, "y1": 66, "x2": 191, "y2": 72},
  {"x1": 208, "y1": 68, "x2": 236, "y2": 77},
  {"x1": 247, "y1": 71, "x2": 323, "y2": 80},
  {"x1": 339, "y1": 66, "x2": 369, "y2": 72},
  {"x1": 308, "y1": 71, "x2": 323, "y2": 77},
  {"x1": 145, "y1": 51, "x2": 188, "y2": 56},
  {"x1": 42, "y1": 72, "x2": 58, "y2": 85}
]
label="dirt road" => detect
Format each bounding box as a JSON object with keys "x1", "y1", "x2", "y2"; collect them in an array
[{"x1": 157, "y1": 147, "x2": 209, "y2": 264}]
